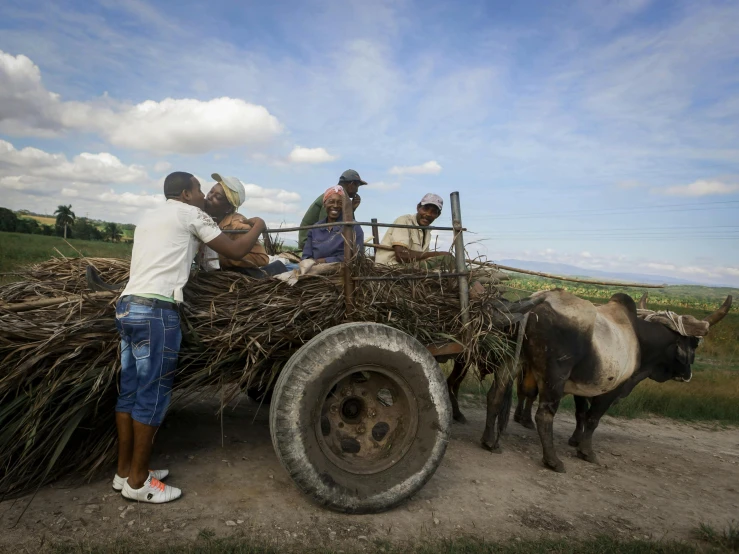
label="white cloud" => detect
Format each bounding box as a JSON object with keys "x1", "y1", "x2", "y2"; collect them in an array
[
  {"x1": 94, "y1": 98, "x2": 282, "y2": 154},
  {"x1": 0, "y1": 50, "x2": 283, "y2": 154},
  {"x1": 287, "y1": 146, "x2": 338, "y2": 164},
  {"x1": 364, "y1": 180, "x2": 400, "y2": 191},
  {"x1": 98, "y1": 189, "x2": 165, "y2": 208},
  {"x1": 0, "y1": 140, "x2": 148, "y2": 184},
  {"x1": 389, "y1": 160, "x2": 442, "y2": 176},
  {"x1": 657, "y1": 179, "x2": 739, "y2": 196},
  {"x1": 0, "y1": 51, "x2": 61, "y2": 137},
  {"x1": 153, "y1": 161, "x2": 172, "y2": 172},
  {"x1": 0, "y1": 138, "x2": 161, "y2": 222}
]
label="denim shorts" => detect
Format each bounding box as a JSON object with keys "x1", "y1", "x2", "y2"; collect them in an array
[{"x1": 114, "y1": 298, "x2": 181, "y2": 426}]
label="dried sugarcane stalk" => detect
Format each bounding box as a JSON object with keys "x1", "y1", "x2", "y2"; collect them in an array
[{"x1": 2, "y1": 291, "x2": 115, "y2": 312}]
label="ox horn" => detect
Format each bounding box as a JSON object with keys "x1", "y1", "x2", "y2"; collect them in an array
[
  {"x1": 638, "y1": 292, "x2": 648, "y2": 310},
  {"x1": 703, "y1": 295, "x2": 733, "y2": 327}
]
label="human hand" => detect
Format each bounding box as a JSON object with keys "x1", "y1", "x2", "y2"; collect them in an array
[
  {"x1": 352, "y1": 194, "x2": 361, "y2": 211},
  {"x1": 244, "y1": 217, "x2": 266, "y2": 231}
]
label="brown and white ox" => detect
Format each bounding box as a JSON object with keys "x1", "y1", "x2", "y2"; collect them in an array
[{"x1": 480, "y1": 290, "x2": 732, "y2": 472}]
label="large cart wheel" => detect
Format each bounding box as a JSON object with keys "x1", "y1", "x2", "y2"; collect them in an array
[{"x1": 269, "y1": 322, "x2": 451, "y2": 513}]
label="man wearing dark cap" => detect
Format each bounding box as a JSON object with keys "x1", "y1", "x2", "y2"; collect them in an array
[
  {"x1": 113, "y1": 171, "x2": 266, "y2": 504},
  {"x1": 298, "y1": 169, "x2": 366, "y2": 250}
]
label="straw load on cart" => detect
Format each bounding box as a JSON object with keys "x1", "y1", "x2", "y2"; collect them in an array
[{"x1": 0, "y1": 255, "x2": 518, "y2": 500}]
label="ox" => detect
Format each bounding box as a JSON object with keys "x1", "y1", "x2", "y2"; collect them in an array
[{"x1": 480, "y1": 290, "x2": 732, "y2": 472}]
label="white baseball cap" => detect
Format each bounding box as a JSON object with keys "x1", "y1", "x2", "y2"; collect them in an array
[
  {"x1": 420, "y1": 193, "x2": 444, "y2": 211},
  {"x1": 212, "y1": 173, "x2": 246, "y2": 207}
]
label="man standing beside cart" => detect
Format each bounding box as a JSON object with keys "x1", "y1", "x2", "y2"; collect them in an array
[
  {"x1": 113, "y1": 171, "x2": 266, "y2": 503},
  {"x1": 298, "y1": 169, "x2": 366, "y2": 250},
  {"x1": 375, "y1": 193, "x2": 452, "y2": 266}
]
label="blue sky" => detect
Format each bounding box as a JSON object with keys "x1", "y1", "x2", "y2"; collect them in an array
[{"x1": 1, "y1": 0, "x2": 738, "y2": 285}]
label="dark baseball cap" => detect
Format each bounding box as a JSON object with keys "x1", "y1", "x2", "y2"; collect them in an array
[
  {"x1": 339, "y1": 169, "x2": 367, "y2": 185},
  {"x1": 163, "y1": 171, "x2": 196, "y2": 198}
]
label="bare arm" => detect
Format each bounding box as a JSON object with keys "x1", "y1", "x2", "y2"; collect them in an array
[
  {"x1": 206, "y1": 217, "x2": 266, "y2": 260},
  {"x1": 393, "y1": 245, "x2": 451, "y2": 263}
]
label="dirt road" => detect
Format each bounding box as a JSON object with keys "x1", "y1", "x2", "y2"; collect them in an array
[{"x1": 1, "y1": 394, "x2": 737, "y2": 551}]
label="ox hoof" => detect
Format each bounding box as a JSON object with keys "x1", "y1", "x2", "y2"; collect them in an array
[
  {"x1": 568, "y1": 436, "x2": 581, "y2": 447},
  {"x1": 481, "y1": 440, "x2": 502, "y2": 453},
  {"x1": 453, "y1": 412, "x2": 468, "y2": 424},
  {"x1": 544, "y1": 459, "x2": 566, "y2": 473},
  {"x1": 577, "y1": 450, "x2": 599, "y2": 464},
  {"x1": 519, "y1": 419, "x2": 535, "y2": 430}
]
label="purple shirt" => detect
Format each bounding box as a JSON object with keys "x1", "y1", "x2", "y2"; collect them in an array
[{"x1": 302, "y1": 217, "x2": 365, "y2": 263}]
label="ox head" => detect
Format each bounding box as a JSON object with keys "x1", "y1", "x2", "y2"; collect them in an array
[{"x1": 646, "y1": 295, "x2": 732, "y2": 383}]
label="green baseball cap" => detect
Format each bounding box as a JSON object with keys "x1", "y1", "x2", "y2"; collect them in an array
[{"x1": 339, "y1": 169, "x2": 367, "y2": 185}]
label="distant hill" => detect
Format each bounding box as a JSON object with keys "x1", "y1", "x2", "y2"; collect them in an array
[{"x1": 496, "y1": 259, "x2": 731, "y2": 288}]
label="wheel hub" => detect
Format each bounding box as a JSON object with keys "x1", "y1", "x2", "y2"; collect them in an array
[{"x1": 316, "y1": 365, "x2": 418, "y2": 475}]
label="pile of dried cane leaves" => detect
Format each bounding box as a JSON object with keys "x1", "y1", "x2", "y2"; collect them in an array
[{"x1": 0, "y1": 256, "x2": 513, "y2": 499}]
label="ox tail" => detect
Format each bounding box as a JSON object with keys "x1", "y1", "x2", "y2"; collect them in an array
[{"x1": 497, "y1": 378, "x2": 514, "y2": 436}]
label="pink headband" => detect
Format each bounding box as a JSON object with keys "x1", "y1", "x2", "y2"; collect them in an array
[{"x1": 323, "y1": 185, "x2": 345, "y2": 204}]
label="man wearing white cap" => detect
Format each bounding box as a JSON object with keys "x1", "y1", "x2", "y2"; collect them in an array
[
  {"x1": 375, "y1": 193, "x2": 451, "y2": 266},
  {"x1": 202, "y1": 173, "x2": 274, "y2": 273}
]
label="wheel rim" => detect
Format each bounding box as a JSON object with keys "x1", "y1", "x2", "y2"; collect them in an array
[{"x1": 315, "y1": 364, "x2": 419, "y2": 475}]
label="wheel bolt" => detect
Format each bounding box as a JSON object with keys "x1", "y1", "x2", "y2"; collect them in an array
[
  {"x1": 357, "y1": 425, "x2": 366, "y2": 434},
  {"x1": 330, "y1": 404, "x2": 339, "y2": 413},
  {"x1": 368, "y1": 409, "x2": 376, "y2": 418},
  {"x1": 341, "y1": 387, "x2": 352, "y2": 397}
]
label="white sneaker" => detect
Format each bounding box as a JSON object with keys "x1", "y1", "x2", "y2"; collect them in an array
[
  {"x1": 112, "y1": 469, "x2": 169, "y2": 491},
  {"x1": 121, "y1": 475, "x2": 181, "y2": 503}
]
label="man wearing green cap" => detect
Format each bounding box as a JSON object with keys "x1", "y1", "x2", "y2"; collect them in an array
[{"x1": 298, "y1": 169, "x2": 366, "y2": 250}]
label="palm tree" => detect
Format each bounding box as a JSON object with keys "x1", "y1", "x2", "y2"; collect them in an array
[
  {"x1": 54, "y1": 205, "x2": 76, "y2": 239},
  {"x1": 104, "y1": 222, "x2": 122, "y2": 242}
]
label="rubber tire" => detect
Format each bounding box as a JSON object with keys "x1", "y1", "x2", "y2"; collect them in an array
[{"x1": 269, "y1": 322, "x2": 451, "y2": 514}]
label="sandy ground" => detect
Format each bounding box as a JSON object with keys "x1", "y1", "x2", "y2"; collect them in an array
[{"x1": 1, "y1": 393, "x2": 738, "y2": 552}]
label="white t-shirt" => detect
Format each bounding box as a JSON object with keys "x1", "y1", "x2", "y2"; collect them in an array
[{"x1": 122, "y1": 200, "x2": 222, "y2": 302}]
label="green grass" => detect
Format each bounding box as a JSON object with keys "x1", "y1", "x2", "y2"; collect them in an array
[
  {"x1": 455, "y1": 356, "x2": 739, "y2": 424},
  {"x1": 44, "y1": 535, "x2": 720, "y2": 554},
  {"x1": 0, "y1": 231, "x2": 132, "y2": 281},
  {"x1": 694, "y1": 522, "x2": 739, "y2": 552},
  {"x1": 558, "y1": 367, "x2": 739, "y2": 423},
  {"x1": 21, "y1": 214, "x2": 57, "y2": 226}
]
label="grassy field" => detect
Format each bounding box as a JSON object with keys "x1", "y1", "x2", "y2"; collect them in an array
[
  {"x1": 21, "y1": 214, "x2": 57, "y2": 226},
  {"x1": 0, "y1": 231, "x2": 132, "y2": 282},
  {"x1": 19, "y1": 214, "x2": 135, "y2": 240},
  {"x1": 505, "y1": 275, "x2": 739, "y2": 311}
]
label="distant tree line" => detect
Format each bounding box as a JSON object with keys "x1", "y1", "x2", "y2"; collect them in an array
[{"x1": 0, "y1": 205, "x2": 134, "y2": 242}]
